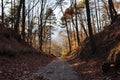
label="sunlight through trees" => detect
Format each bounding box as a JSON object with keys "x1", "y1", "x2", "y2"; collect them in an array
[{"x1": 0, "y1": 0, "x2": 120, "y2": 56}]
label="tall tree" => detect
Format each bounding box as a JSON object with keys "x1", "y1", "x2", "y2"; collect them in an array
[
  {"x1": 57, "y1": 0, "x2": 72, "y2": 52},
  {"x1": 108, "y1": 0, "x2": 117, "y2": 23},
  {"x1": 14, "y1": 0, "x2": 23, "y2": 38},
  {"x1": 10, "y1": 0, "x2": 13, "y2": 29},
  {"x1": 27, "y1": 1, "x2": 31, "y2": 44},
  {"x1": 65, "y1": 19, "x2": 72, "y2": 52},
  {"x1": 1, "y1": 0, "x2": 4, "y2": 27},
  {"x1": 94, "y1": 0, "x2": 100, "y2": 32},
  {"x1": 85, "y1": 0, "x2": 96, "y2": 54},
  {"x1": 75, "y1": 0, "x2": 81, "y2": 47},
  {"x1": 21, "y1": 0, "x2": 26, "y2": 41},
  {"x1": 39, "y1": 0, "x2": 46, "y2": 51}
]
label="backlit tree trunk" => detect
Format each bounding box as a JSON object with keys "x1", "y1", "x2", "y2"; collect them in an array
[
  {"x1": 39, "y1": 0, "x2": 45, "y2": 51},
  {"x1": 108, "y1": 0, "x2": 117, "y2": 23},
  {"x1": 14, "y1": 0, "x2": 23, "y2": 38},
  {"x1": 65, "y1": 19, "x2": 72, "y2": 52},
  {"x1": 75, "y1": 0, "x2": 81, "y2": 47},
  {"x1": 94, "y1": 0, "x2": 100, "y2": 32},
  {"x1": 85, "y1": 0, "x2": 96, "y2": 54},
  {"x1": 60, "y1": 2, "x2": 72, "y2": 52},
  {"x1": 1, "y1": 0, "x2": 4, "y2": 27},
  {"x1": 22, "y1": 0, "x2": 26, "y2": 41}
]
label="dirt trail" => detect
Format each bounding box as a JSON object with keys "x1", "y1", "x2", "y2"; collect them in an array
[{"x1": 33, "y1": 59, "x2": 78, "y2": 80}]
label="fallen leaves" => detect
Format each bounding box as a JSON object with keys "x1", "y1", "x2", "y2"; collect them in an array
[
  {"x1": 70, "y1": 59, "x2": 120, "y2": 80},
  {"x1": 0, "y1": 54, "x2": 54, "y2": 80}
]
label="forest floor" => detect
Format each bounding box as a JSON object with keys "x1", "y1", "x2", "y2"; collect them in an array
[
  {"x1": 65, "y1": 57, "x2": 120, "y2": 80},
  {"x1": 1, "y1": 55, "x2": 120, "y2": 80},
  {"x1": 0, "y1": 54, "x2": 55, "y2": 80}
]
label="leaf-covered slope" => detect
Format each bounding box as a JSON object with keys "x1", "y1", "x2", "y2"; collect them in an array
[
  {"x1": 0, "y1": 25, "x2": 35, "y2": 55},
  {"x1": 79, "y1": 15, "x2": 120, "y2": 60}
]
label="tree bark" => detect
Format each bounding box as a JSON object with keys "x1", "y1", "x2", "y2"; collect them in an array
[
  {"x1": 14, "y1": 0, "x2": 23, "y2": 38},
  {"x1": 75, "y1": 0, "x2": 81, "y2": 47},
  {"x1": 22, "y1": 0, "x2": 26, "y2": 41},
  {"x1": 65, "y1": 19, "x2": 71, "y2": 52},
  {"x1": 11, "y1": 0, "x2": 13, "y2": 29},
  {"x1": 94, "y1": 0, "x2": 100, "y2": 32},
  {"x1": 78, "y1": 14, "x2": 88, "y2": 37},
  {"x1": 108, "y1": 0, "x2": 117, "y2": 23},
  {"x1": 85, "y1": 0, "x2": 96, "y2": 54},
  {"x1": 39, "y1": 0, "x2": 44, "y2": 51},
  {"x1": 1, "y1": 0, "x2": 4, "y2": 27}
]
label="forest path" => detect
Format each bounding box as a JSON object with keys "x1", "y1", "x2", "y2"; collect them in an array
[{"x1": 33, "y1": 58, "x2": 78, "y2": 80}]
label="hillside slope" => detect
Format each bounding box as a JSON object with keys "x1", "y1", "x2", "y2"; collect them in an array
[
  {"x1": 79, "y1": 16, "x2": 120, "y2": 60},
  {"x1": 0, "y1": 24, "x2": 55, "y2": 80},
  {"x1": 69, "y1": 16, "x2": 120, "y2": 80},
  {"x1": 0, "y1": 25, "x2": 36, "y2": 56}
]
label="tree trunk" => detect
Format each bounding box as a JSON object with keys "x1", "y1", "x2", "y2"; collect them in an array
[
  {"x1": 65, "y1": 19, "x2": 71, "y2": 52},
  {"x1": 98, "y1": 0, "x2": 102, "y2": 30},
  {"x1": 22, "y1": 0, "x2": 26, "y2": 41},
  {"x1": 14, "y1": 0, "x2": 23, "y2": 38},
  {"x1": 91, "y1": 13, "x2": 96, "y2": 34},
  {"x1": 75, "y1": 0, "x2": 81, "y2": 47},
  {"x1": 1, "y1": 0, "x2": 4, "y2": 27},
  {"x1": 39, "y1": 0, "x2": 44, "y2": 51},
  {"x1": 13, "y1": 0, "x2": 15, "y2": 29},
  {"x1": 27, "y1": 2, "x2": 30, "y2": 44},
  {"x1": 94, "y1": 0, "x2": 100, "y2": 32},
  {"x1": 60, "y1": 2, "x2": 72, "y2": 52},
  {"x1": 78, "y1": 14, "x2": 88, "y2": 37},
  {"x1": 85, "y1": 0, "x2": 96, "y2": 54},
  {"x1": 108, "y1": 0, "x2": 117, "y2": 23},
  {"x1": 11, "y1": 0, "x2": 13, "y2": 29},
  {"x1": 101, "y1": 0, "x2": 111, "y2": 22}
]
